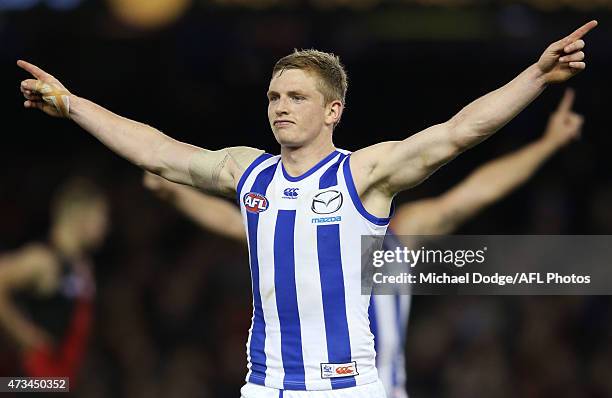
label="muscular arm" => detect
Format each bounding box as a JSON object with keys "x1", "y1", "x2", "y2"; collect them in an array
[
  {"x1": 391, "y1": 89, "x2": 583, "y2": 236},
  {"x1": 143, "y1": 172, "x2": 246, "y2": 243},
  {"x1": 350, "y1": 21, "x2": 596, "y2": 215},
  {"x1": 0, "y1": 245, "x2": 56, "y2": 351},
  {"x1": 17, "y1": 61, "x2": 263, "y2": 196},
  {"x1": 68, "y1": 97, "x2": 200, "y2": 184}
]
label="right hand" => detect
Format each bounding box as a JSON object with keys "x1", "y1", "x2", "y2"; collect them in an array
[
  {"x1": 543, "y1": 88, "x2": 584, "y2": 147},
  {"x1": 18, "y1": 60, "x2": 72, "y2": 118}
]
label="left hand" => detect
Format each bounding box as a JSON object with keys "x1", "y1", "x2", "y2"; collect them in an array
[{"x1": 537, "y1": 20, "x2": 598, "y2": 84}]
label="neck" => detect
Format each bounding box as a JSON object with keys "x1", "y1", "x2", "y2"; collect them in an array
[
  {"x1": 281, "y1": 135, "x2": 336, "y2": 177},
  {"x1": 50, "y1": 222, "x2": 84, "y2": 261}
]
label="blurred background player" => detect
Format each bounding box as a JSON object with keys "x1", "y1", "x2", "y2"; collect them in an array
[
  {"x1": 0, "y1": 178, "x2": 109, "y2": 384},
  {"x1": 143, "y1": 88, "x2": 583, "y2": 398}
]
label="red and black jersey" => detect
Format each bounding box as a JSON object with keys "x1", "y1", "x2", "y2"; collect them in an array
[{"x1": 14, "y1": 254, "x2": 95, "y2": 382}]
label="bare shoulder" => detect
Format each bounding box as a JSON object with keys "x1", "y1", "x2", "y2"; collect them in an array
[
  {"x1": 351, "y1": 142, "x2": 397, "y2": 171},
  {"x1": 188, "y1": 146, "x2": 264, "y2": 197},
  {"x1": 225, "y1": 146, "x2": 266, "y2": 172},
  {"x1": 350, "y1": 141, "x2": 399, "y2": 195}
]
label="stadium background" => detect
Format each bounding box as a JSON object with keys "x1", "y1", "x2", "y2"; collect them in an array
[{"x1": 1, "y1": 1, "x2": 611, "y2": 397}]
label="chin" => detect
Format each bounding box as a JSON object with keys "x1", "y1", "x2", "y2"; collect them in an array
[
  {"x1": 273, "y1": 130, "x2": 306, "y2": 148},
  {"x1": 277, "y1": 139, "x2": 304, "y2": 148},
  {"x1": 85, "y1": 236, "x2": 106, "y2": 252}
]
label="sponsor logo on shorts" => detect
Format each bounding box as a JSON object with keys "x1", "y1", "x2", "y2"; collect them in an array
[
  {"x1": 320, "y1": 361, "x2": 358, "y2": 378},
  {"x1": 243, "y1": 192, "x2": 269, "y2": 213}
]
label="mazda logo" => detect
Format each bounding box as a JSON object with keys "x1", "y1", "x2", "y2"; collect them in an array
[{"x1": 311, "y1": 190, "x2": 343, "y2": 215}]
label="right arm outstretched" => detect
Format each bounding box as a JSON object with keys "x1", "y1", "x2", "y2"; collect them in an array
[{"x1": 18, "y1": 60, "x2": 262, "y2": 197}]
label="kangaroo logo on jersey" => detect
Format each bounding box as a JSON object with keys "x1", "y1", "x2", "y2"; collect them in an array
[
  {"x1": 243, "y1": 192, "x2": 269, "y2": 213},
  {"x1": 283, "y1": 187, "x2": 299, "y2": 199},
  {"x1": 320, "y1": 361, "x2": 358, "y2": 378},
  {"x1": 311, "y1": 190, "x2": 343, "y2": 214}
]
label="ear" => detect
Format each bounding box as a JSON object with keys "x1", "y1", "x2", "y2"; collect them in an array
[{"x1": 326, "y1": 100, "x2": 344, "y2": 126}]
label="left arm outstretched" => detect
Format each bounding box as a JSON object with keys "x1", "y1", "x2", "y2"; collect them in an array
[{"x1": 351, "y1": 21, "x2": 597, "y2": 211}]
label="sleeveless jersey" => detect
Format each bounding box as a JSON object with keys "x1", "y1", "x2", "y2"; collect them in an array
[
  {"x1": 369, "y1": 231, "x2": 411, "y2": 398},
  {"x1": 237, "y1": 149, "x2": 392, "y2": 391},
  {"x1": 15, "y1": 251, "x2": 95, "y2": 380}
]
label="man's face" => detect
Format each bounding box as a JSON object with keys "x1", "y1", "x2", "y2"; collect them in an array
[
  {"x1": 78, "y1": 199, "x2": 109, "y2": 251},
  {"x1": 267, "y1": 69, "x2": 330, "y2": 148}
]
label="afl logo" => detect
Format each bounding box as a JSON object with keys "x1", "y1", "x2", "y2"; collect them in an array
[
  {"x1": 311, "y1": 190, "x2": 343, "y2": 215},
  {"x1": 243, "y1": 192, "x2": 269, "y2": 213}
]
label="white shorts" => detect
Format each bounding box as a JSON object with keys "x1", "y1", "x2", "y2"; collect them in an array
[{"x1": 240, "y1": 380, "x2": 387, "y2": 398}]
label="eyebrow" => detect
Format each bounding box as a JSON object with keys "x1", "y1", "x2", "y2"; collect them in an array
[{"x1": 266, "y1": 90, "x2": 308, "y2": 97}]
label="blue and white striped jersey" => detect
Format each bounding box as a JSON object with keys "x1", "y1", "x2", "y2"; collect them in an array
[
  {"x1": 237, "y1": 149, "x2": 391, "y2": 391},
  {"x1": 369, "y1": 232, "x2": 411, "y2": 398}
]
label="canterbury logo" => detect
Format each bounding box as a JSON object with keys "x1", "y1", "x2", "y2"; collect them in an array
[
  {"x1": 311, "y1": 190, "x2": 343, "y2": 215},
  {"x1": 283, "y1": 188, "x2": 299, "y2": 197},
  {"x1": 335, "y1": 366, "x2": 354, "y2": 374}
]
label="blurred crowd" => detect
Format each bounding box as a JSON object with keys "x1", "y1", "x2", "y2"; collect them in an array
[{"x1": 408, "y1": 296, "x2": 612, "y2": 398}]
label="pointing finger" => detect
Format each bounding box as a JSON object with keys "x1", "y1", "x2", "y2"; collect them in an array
[
  {"x1": 565, "y1": 20, "x2": 598, "y2": 43},
  {"x1": 557, "y1": 88, "x2": 575, "y2": 113},
  {"x1": 17, "y1": 60, "x2": 50, "y2": 80}
]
